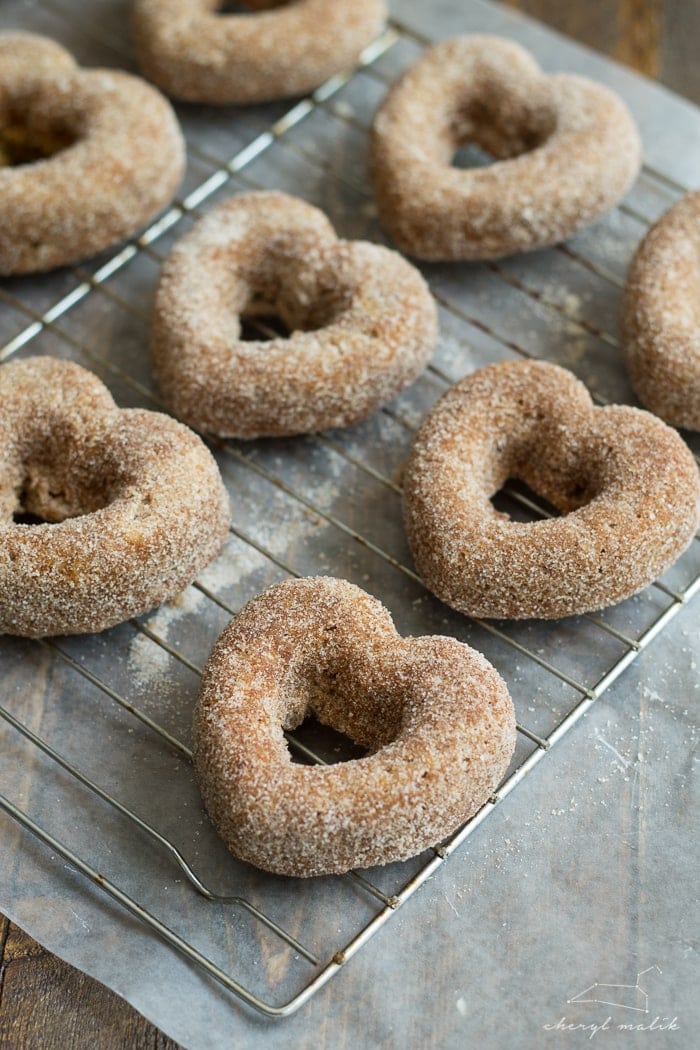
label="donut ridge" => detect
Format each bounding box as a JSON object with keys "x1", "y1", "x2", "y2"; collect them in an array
[
  {"x1": 0, "y1": 33, "x2": 185, "y2": 275},
  {"x1": 622, "y1": 190, "x2": 700, "y2": 431},
  {"x1": 193, "y1": 576, "x2": 516, "y2": 877},
  {"x1": 151, "y1": 191, "x2": 438, "y2": 439},
  {"x1": 131, "y1": 0, "x2": 386, "y2": 105},
  {"x1": 0, "y1": 357, "x2": 231, "y2": 637},
  {"x1": 403, "y1": 359, "x2": 700, "y2": 620},
  {"x1": 369, "y1": 34, "x2": 641, "y2": 260}
]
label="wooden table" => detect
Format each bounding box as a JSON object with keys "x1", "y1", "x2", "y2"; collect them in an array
[{"x1": 1, "y1": 2, "x2": 697, "y2": 1047}]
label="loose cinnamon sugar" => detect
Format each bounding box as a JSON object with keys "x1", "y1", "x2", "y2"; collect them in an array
[
  {"x1": 369, "y1": 35, "x2": 641, "y2": 260},
  {"x1": 0, "y1": 357, "x2": 231, "y2": 637},
  {"x1": 0, "y1": 32, "x2": 184, "y2": 275},
  {"x1": 193, "y1": 576, "x2": 516, "y2": 877},
  {"x1": 623, "y1": 190, "x2": 700, "y2": 431},
  {"x1": 403, "y1": 360, "x2": 700, "y2": 620},
  {"x1": 151, "y1": 191, "x2": 438, "y2": 439}
]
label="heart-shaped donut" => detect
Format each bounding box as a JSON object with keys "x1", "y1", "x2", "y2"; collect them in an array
[
  {"x1": 151, "y1": 191, "x2": 438, "y2": 439},
  {"x1": 623, "y1": 190, "x2": 700, "y2": 431},
  {"x1": 131, "y1": 0, "x2": 386, "y2": 104},
  {"x1": 193, "y1": 576, "x2": 516, "y2": 877},
  {"x1": 369, "y1": 35, "x2": 641, "y2": 260},
  {"x1": 0, "y1": 32, "x2": 185, "y2": 275},
  {"x1": 0, "y1": 357, "x2": 231, "y2": 637},
  {"x1": 403, "y1": 360, "x2": 700, "y2": 619}
]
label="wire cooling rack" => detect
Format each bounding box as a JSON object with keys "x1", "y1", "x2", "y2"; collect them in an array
[{"x1": 1, "y1": 0, "x2": 699, "y2": 1021}]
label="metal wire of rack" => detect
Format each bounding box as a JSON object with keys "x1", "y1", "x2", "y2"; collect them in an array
[{"x1": 1, "y1": 1, "x2": 699, "y2": 1022}]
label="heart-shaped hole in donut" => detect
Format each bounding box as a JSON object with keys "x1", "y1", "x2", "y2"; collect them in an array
[
  {"x1": 287, "y1": 713, "x2": 368, "y2": 765},
  {"x1": 237, "y1": 278, "x2": 353, "y2": 343},
  {"x1": 490, "y1": 476, "x2": 562, "y2": 522},
  {"x1": 448, "y1": 94, "x2": 556, "y2": 170},
  {"x1": 452, "y1": 143, "x2": 493, "y2": 170},
  {"x1": 0, "y1": 111, "x2": 76, "y2": 168},
  {"x1": 280, "y1": 652, "x2": 404, "y2": 764},
  {"x1": 11, "y1": 509, "x2": 47, "y2": 527},
  {"x1": 218, "y1": 1, "x2": 292, "y2": 14},
  {"x1": 239, "y1": 310, "x2": 292, "y2": 342},
  {"x1": 6, "y1": 411, "x2": 140, "y2": 527},
  {"x1": 10, "y1": 457, "x2": 121, "y2": 525},
  {"x1": 481, "y1": 418, "x2": 602, "y2": 521},
  {"x1": 237, "y1": 291, "x2": 320, "y2": 343}
]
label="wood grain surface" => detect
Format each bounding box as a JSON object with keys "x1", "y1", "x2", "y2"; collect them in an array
[
  {"x1": 1, "y1": 2, "x2": 697, "y2": 1047},
  {"x1": 508, "y1": 0, "x2": 700, "y2": 102}
]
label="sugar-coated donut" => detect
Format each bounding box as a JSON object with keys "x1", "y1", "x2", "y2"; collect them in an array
[
  {"x1": 0, "y1": 357, "x2": 231, "y2": 637},
  {"x1": 193, "y1": 577, "x2": 515, "y2": 877},
  {"x1": 0, "y1": 33, "x2": 185, "y2": 276},
  {"x1": 403, "y1": 360, "x2": 700, "y2": 620},
  {"x1": 369, "y1": 35, "x2": 641, "y2": 260},
  {"x1": 151, "y1": 191, "x2": 438, "y2": 439},
  {"x1": 131, "y1": 0, "x2": 386, "y2": 105},
  {"x1": 622, "y1": 190, "x2": 700, "y2": 431}
]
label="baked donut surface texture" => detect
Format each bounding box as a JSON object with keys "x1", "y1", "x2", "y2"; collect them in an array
[
  {"x1": 369, "y1": 35, "x2": 641, "y2": 261},
  {"x1": 151, "y1": 191, "x2": 438, "y2": 439},
  {"x1": 403, "y1": 360, "x2": 700, "y2": 620},
  {"x1": 0, "y1": 357, "x2": 231, "y2": 637},
  {"x1": 131, "y1": 0, "x2": 386, "y2": 105},
  {"x1": 192, "y1": 576, "x2": 516, "y2": 877},
  {"x1": 0, "y1": 32, "x2": 185, "y2": 276},
  {"x1": 622, "y1": 190, "x2": 700, "y2": 431}
]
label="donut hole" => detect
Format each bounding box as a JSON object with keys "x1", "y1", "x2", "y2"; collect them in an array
[
  {"x1": 490, "y1": 477, "x2": 562, "y2": 522},
  {"x1": 491, "y1": 466, "x2": 599, "y2": 519},
  {"x1": 10, "y1": 425, "x2": 133, "y2": 526},
  {"x1": 217, "y1": 1, "x2": 292, "y2": 14},
  {"x1": 12, "y1": 462, "x2": 116, "y2": 525},
  {"x1": 282, "y1": 659, "x2": 405, "y2": 764},
  {"x1": 452, "y1": 142, "x2": 495, "y2": 171},
  {"x1": 240, "y1": 285, "x2": 346, "y2": 341},
  {"x1": 240, "y1": 308, "x2": 292, "y2": 342},
  {"x1": 486, "y1": 426, "x2": 603, "y2": 520},
  {"x1": 287, "y1": 713, "x2": 368, "y2": 766},
  {"x1": 448, "y1": 94, "x2": 557, "y2": 168},
  {"x1": 0, "y1": 109, "x2": 77, "y2": 168},
  {"x1": 12, "y1": 509, "x2": 47, "y2": 526}
]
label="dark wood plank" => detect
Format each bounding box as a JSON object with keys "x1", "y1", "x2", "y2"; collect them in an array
[
  {"x1": 507, "y1": 0, "x2": 625, "y2": 56},
  {"x1": 0, "y1": 922, "x2": 182, "y2": 1050},
  {"x1": 506, "y1": 0, "x2": 665, "y2": 81},
  {"x1": 508, "y1": 0, "x2": 700, "y2": 107},
  {"x1": 659, "y1": 0, "x2": 700, "y2": 104},
  {"x1": 613, "y1": 0, "x2": 662, "y2": 77}
]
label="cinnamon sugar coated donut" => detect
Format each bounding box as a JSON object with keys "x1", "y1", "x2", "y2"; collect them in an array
[
  {"x1": 369, "y1": 35, "x2": 641, "y2": 260},
  {"x1": 622, "y1": 191, "x2": 700, "y2": 431},
  {"x1": 131, "y1": 0, "x2": 386, "y2": 104},
  {"x1": 0, "y1": 33, "x2": 185, "y2": 276},
  {"x1": 193, "y1": 577, "x2": 516, "y2": 877},
  {"x1": 0, "y1": 357, "x2": 231, "y2": 637},
  {"x1": 403, "y1": 360, "x2": 700, "y2": 620},
  {"x1": 151, "y1": 191, "x2": 438, "y2": 439}
]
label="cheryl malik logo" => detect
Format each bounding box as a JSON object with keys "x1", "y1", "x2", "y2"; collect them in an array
[
  {"x1": 542, "y1": 966, "x2": 681, "y2": 1038},
  {"x1": 568, "y1": 966, "x2": 662, "y2": 1013}
]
